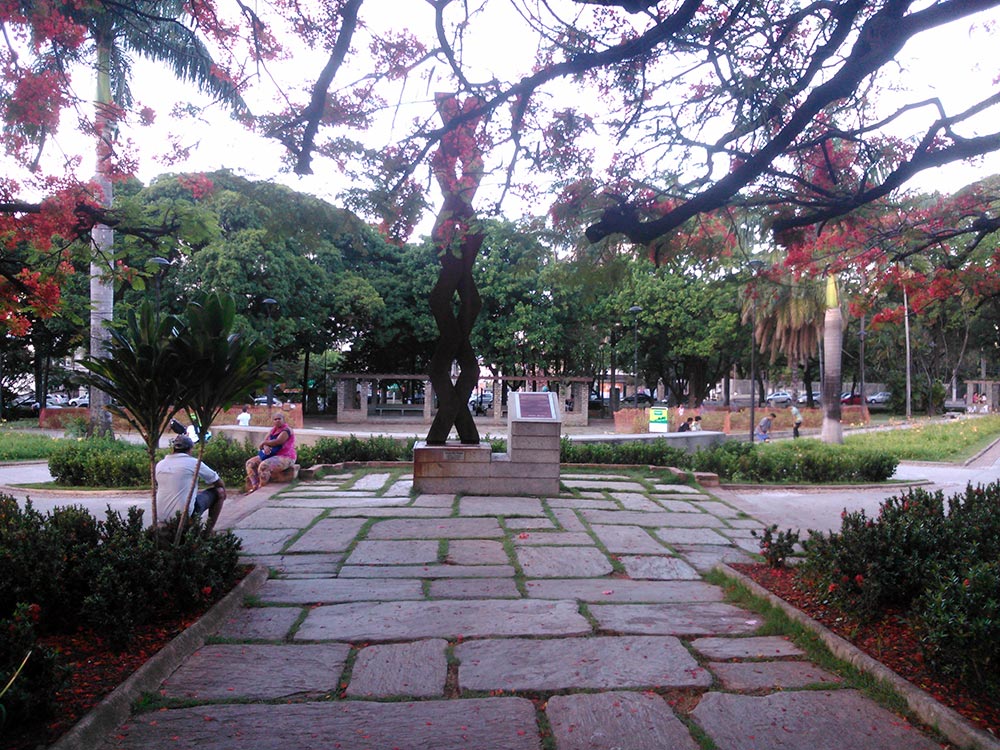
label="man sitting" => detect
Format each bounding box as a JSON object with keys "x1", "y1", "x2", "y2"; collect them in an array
[{"x1": 155, "y1": 434, "x2": 226, "y2": 532}]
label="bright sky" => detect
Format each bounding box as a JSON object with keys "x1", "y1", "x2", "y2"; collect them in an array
[{"x1": 16, "y1": 3, "x2": 1000, "y2": 234}]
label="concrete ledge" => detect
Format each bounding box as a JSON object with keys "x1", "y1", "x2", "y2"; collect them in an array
[
  {"x1": 51, "y1": 565, "x2": 269, "y2": 750},
  {"x1": 717, "y1": 563, "x2": 1000, "y2": 750}
]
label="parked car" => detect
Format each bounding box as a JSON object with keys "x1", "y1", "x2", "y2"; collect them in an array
[
  {"x1": 797, "y1": 391, "x2": 822, "y2": 405},
  {"x1": 840, "y1": 392, "x2": 863, "y2": 405},
  {"x1": 4, "y1": 393, "x2": 38, "y2": 419},
  {"x1": 765, "y1": 391, "x2": 792, "y2": 406},
  {"x1": 468, "y1": 392, "x2": 494, "y2": 415},
  {"x1": 253, "y1": 395, "x2": 283, "y2": 406},
  {"x1": 867, "y1": 391, "x2": 892, "y2": 405},
  {"x1": 69, "y1": 395, "x2": 89, "y2": 407},
  {"x1": 620, "y1": 393, "x2": 655, "y2": 407}
]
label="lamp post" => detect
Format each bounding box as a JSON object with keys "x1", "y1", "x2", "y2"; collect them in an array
[
  {"x1": 263, "y1": 298, "x2": 278, "y2": 407},
  {"x1": 748, "y1": 260, "x2": 766, "y2": 441},
  {"x1": 859, "y1": 314, "x2": 868, "y2": 420},
  {"x1": 628, "y1": 305, "x2": 642, "y2": 401}
]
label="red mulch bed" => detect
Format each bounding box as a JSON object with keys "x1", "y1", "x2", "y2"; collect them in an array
[
  {"x1": 732, "y1": 563, "x2": 1000, "y2": 740},
  {"x1": 4, "y1": 610, "x2": 202, "y2": 750}
]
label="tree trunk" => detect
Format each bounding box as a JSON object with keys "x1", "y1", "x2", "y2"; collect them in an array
[
  {"x1": 821, "y1": 275, "x2": 844, "y2": 444},
  {"x1": 89, "y1": 40, "x2": 115, "y2": 437}
]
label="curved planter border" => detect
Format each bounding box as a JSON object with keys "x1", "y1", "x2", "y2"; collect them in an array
[
  {"x1": 718, "y1": 563, "x2": 1000, "y2": 750},
  {"x1": 50, "y1": 565, "x2": 269, "y2": 750}
]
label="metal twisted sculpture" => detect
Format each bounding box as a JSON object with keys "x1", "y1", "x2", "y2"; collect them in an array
[{"x1": 425, "y1": 93, "x2": 486, "y2": 445}]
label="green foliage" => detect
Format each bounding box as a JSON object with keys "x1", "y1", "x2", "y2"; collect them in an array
[
  {"x1": 845, "y1": 415, "x2": 1000, "y2": 462},
  {"x1": 0, "y1": 493, "x2": 243, "y2": 724},
  {"x1": 0, "y1": 429, "x2": 59, "y2": 461},
  {"x1": 0, "y1": 604, "x2": 64, "y2": 731},
  {"x1": 558, "y1": 437, "x2": 895, "y2": 484},
  {"x1": 752, "y1": 524, "x2": 800, "y2": 568},
  {"x1": 47, "y1": 438, "x2": 148, "y2": 487},
  {"x1": 915, "y1": 561, "x2": 1000, "y2": 698},
  {"x1": 200, "y1": 434, "x2": 254, "y2": 488},
  {"x1": 298, "y1": 435, "x2": 417, "y2": 466},
  {"x1": 800, "y1": 481, "x2": 1000, "y2": 693}
]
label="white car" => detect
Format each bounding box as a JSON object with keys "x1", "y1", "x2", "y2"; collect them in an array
[
  {"x1": 253, "y1": 395, "x2": 282, "y2": 406},
  {"x1": 867, "y1": 391, "x2": 891, "y2": 405},
  {"x1": 765, "y1": 391, "x2": 792, "y2": 406},
  {"x1": 797, "y1": 391, "x2": 821, "y2": 404}
]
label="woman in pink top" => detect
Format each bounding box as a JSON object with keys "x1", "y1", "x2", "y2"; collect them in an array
[{"x1": 245, "y1": 412, "x2": 296, "y2": 492}]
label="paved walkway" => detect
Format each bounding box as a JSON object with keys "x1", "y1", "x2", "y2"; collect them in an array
[{"x1": 95, "y1": 467, "x2": 949, "y2": 750}]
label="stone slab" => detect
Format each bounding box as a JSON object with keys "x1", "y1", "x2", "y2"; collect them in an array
[
  {"x1": 429, "y1": 578, "x2": 521, "y2": 599},
  {"x1": 297, "y1": 599, "x2": 591, "y2": 641},
  {"x1": 246, "y1": 553, "x2": 344, "y2": 576},
  {"x1": 581, "y1": 510, "x2": 723, "y2": 528},
  {"x1": 383, "y1": 479, "x2": 413, "y2": 496},
  {"x1": 590, "y1": 524, "x2": 668, "y2": 554},
  {"x1": 367, "y1": 517, "x2": 504, "y2": 539},
  {"x1": 548, "y1": 497, "x2": 619, "y2": 509},
  {"x1": 505, "y1": 517, "x2": 556, "y2": 530},
  {"x1": 215, "y1": 605, "x2": 302, "y2": 640},
  {"x1": 524, "y1": 579, "x2": 723, "y2": 603},
  {"x1": 412, "y1": 493, "x2": 457, "y2": 508},
  {"x1": 562, "y1": 479, "x2": 648, "y2": 491},
  {"x1": 690, "y1": 690, "x2": 942, "y2": 750},
  {"x1": 516, "y1": 545, "x2": 613, "y2": 578},
  {"x1": 346, "y1": 639, "x2": 448, "y2": 697},
  {"x1": 546, "y1": 691, "x2": 699, "y2": 750},
  {"x1": 619, "y1": 554, "x2": 701, "y2": 580},
  {"x1": 446, "y1": 539, "x2": 510, "y2": 565},
  {"x1": 345, "y1": 539, "x2": 440, "y2": 565},
  {"x1": 339, "y1": 564, "x2": 516, "y2": 578},
  {"x1": 233, "y1": 507, "x2": 324, "y2": 529},
  {"x1": 457, "y1": 636, "x2": 710, "y2": 691},
  {"x1": 458, "y1": 497, "x2": 546, "y2": 516},
  {"x1": 512, "y1": 531, "x2": 594, "y2": 546},
  {"x1": 286, "y1": 517, "x2": 367, "y2": 553},
  {"x1": 709, "y1": 660, "x2": 842, "y2": 690},
  {"x1": 674, "y1": 544, "x2": 756, "y2": 571},
  {"x1": 232, "y1": 528, "x2": 298, "y2": 555},
  {"x1": 590, "y1": 602, "x2": 763, "y2": 635},
  {"x1": 608, "y1": 492, "x2": 667, "y2": 512},
  {"x1": 350, "y1": 472, "x2": 392, "y2": 490},
  {"x1": 691, "y1": 635, "x2": 805, "y2": 660},
  {"x1": 162, "y1": 643, "x2": 350, "y2": 700},
  {"x1": 324, "y1": 507, "x2": 447, "y2": 517},
  {"x1": 651, "y1": 497, "x2": 706, "y2": 511},
  {"x1": 258, "y1": 578, "x2": 424, "y2": 604},
  {"x1": 551, "y1": 507, "x2": 587, "y2": 532},
  {"x1": 654, "y1": 527, "x2": 731, "y2": 546},
  {"x1": 103, "y1": 697, "x2": 541, "y2": 750}
]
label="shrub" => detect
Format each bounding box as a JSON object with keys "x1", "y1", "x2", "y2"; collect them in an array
[
  {"x1": 560, "y1": 437, "x2": 687, "y2": 468},
  {"x1": 799, "y1": 488, "x2": 950, "y2": 621},
  {"x1": 199, "y1": 434, "x2": 254, "y2": 488},
  {"x1": 0, "y1": 604, "x2": 64, "y2": 731},
  {"x1": 0, "y1": 497, "x2": 66, "y2": 624},
  {"x1": 48, "y1": 438, "x2": 147, "y2": 487},
  {"x1": 300, "y1": 434, "x2": 415, "y2": 466},
  {"x1": 916, "y1": 560, "x2": 1000, "y2": 698},
  {"x1": 752, "y1": 524, "x2": 800, "y2": 568}
]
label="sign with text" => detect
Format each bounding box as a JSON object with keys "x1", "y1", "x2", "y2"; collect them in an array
[
  {"x1": 510, "y1": 391, "x2": 559, "y2": 421},
  {"x1": 649, "y1": 406, "x2": 670, "y2": 433}
]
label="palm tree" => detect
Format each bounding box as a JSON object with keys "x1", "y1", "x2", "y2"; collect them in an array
[
  {"x1": 172, "y1": 292, "x2": 270, "y2": 542},
  {"x1": 81, "y1": 1, "x2": 247, "y2": 434},
  {"x1": 76, "y1": 301, "x2": 187, "y2": 527}
]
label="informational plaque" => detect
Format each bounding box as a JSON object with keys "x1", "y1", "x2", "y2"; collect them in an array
[
  {"x1": 510, "y1": 391, "x2": 559, "y2": 421},
  {"x1": 649, "y1": 406, "x2": 670, "y2": 433}
]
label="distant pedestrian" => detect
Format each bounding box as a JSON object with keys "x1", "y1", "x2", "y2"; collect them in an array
[
  {"x1": 236, "y1": 405, "x2": 252, "y2": 426},
  {"x1": 677, "y1": 417, "x2": 693, "y2": 432},
  {"x1": 691, "y1": 415, "x2": 703, "y2": 431},
  {"x1": 790, "y1": 405, "x2": 802, "y2": 439},
  {"x1": 755, "y1": 412, "x2": 776, "y2": 442}
]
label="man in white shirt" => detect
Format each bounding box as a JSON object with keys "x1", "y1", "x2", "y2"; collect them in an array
[
  {"x1": 236, "y1": 405, "x2": 252, "y2": 426},
  {"x1": 155, "y1": 435, "x2": 227, "y2": 531}
]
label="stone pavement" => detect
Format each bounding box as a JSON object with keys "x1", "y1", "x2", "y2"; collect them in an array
[{"x1": 97, "y1": 467, "x2": 950, "y2": 750}]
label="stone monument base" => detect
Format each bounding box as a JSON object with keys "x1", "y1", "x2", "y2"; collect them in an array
[{"x1": 413, "y1": 392, "x2": 562, "y2": 496}]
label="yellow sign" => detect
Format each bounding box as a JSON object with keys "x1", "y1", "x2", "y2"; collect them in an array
[{"x1": 649, "y1": 407, "x2": 670, "y2": 433}]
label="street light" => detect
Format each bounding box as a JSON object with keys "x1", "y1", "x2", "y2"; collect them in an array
[
  {"x1": 263, "y1": 298, "x2": 279, "y2": 407},
  {"x1": 747, "y1": 260, "x2": 767, "y2": 441},
  {"x1": 628, "y1": 305, "x2": 642, "y2": 401}
]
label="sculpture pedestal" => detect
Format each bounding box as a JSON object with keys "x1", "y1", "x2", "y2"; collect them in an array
[{"x1": 413, "y1": 392, "x2": 561, "y2": 496}]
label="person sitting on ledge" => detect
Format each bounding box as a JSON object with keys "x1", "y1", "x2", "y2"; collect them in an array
[{"x1": 245, "y1": 412, "x2": 296, "y2": 493}]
